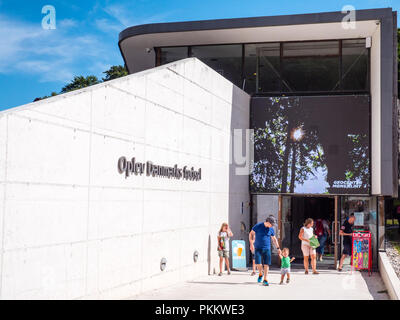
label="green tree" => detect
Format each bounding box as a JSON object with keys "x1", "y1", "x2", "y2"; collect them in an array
[
  {"x1": 34, "y1": 65, "x2": 129, "y2": 101},
  {"x1": 250, "y1": 97, "x2": 326, "y2": 193},
  {"x1": 33, "y1": 91, "x2": 58, "y2": 102},
  {"x1": 60, "y1": 75, "x2": 100, "y2": 93},
  {"x1": 102, "y1": 65, "x2": 128, "y2": 81}
]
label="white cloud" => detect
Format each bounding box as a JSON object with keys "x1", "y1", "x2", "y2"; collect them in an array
[
  {"x1": 58, "y1": 18, "x2": 78, "y2": 29},
  {"x1": 14, "y1": 60, "x2": 74, "y2": 82},
  {"x1": 95, "y1": 18, "x2": 123, "y2": 34},
  {"x1": 0, "y1": 14, "x2": 115, "y2": 83},
  {"x1": 102, "y1": 2, "x2": 176, "y2": 28}
]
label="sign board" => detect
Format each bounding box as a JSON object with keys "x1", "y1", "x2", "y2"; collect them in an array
[
  {"x1": 351, "y1": 231, "x2": 372, "y2": 275},
  {"x1": 232, "y1": 240, "x2": 247, "y2": 270},
  {"x1": 354, "y1": 212, "x2": 364, "y2": 226},
  {"x1": 117, "y1": 157, "x2": 201, "y2": 181}
]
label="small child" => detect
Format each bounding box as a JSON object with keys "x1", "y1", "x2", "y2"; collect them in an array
[
  {"x1": 279, "y1": 248, "x2": 295, "y2": 284},
  {"x1": 217, "y1": 223, "x2": 233, "y2": 276}
]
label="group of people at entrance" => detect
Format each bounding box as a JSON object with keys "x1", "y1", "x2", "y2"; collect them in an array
[{"x1": 217, "y1": 214, "x2": 356, "y2": 285}]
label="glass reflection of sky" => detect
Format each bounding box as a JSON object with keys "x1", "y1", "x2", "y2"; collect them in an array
[{"x1": 294, "y1": 167, "x2": 329, "y2": 193}]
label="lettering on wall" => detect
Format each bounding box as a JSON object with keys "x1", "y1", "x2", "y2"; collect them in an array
[{"x1": 117, "y1": 157, "x2": 202, "y2": 181}]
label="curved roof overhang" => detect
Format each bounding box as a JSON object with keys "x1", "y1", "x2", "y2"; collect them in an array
[{"x1": 118, "y1": 8, "x2": 394, "y2": 74}]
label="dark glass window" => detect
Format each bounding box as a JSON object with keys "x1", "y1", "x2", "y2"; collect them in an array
[
  {"x1": 160, "y1": 47, "x2": 188, "y2": 65},
  {"x1": 341, "y1": 39, "x2": 368, "y2": 91},
  {"x1": 190, "y1": 45, "x2": 243, "y2": 87},
  {"x1": 282, "y1": 41, "x2": 340, "y2": 92},
  {"x1": 157, "y1": 39, "x2": 369, "y2": 95},
  {"x1": 244, "y1": 43, "x2": 280, "y2": 94}
]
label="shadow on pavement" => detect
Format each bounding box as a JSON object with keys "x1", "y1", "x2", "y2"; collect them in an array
[{"x1": 360, "y1": 272, "x2": 389, "y2": 300}]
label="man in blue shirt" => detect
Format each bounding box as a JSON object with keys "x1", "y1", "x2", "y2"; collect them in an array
[{"x1": 249, "y1": 216, "x2": 281, "y2": 286}]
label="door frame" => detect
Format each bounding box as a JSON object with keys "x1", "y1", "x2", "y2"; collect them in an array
[
  {"x1": 278, "y1": 194, "x2": 340, "y2": 267},
  {"x1": 334, "y1": 195, "x2": 339, "y2": 268}
]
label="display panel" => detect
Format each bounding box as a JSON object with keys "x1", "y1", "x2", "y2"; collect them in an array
[{"x1": 250, "y1": 95, "x2": 370, "y2": 194}]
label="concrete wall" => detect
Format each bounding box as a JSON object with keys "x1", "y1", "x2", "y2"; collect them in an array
[
  {"x1": 371, "y1": 24, "x2": 381, "y2": 195},
  {"x1": 0, "y1": 58, "x2": 250, "y2": 299},
  {"x1": 227, "y1": 86, "x2": 251, "y2": 265},
  {"x1": 379, "y1": 252, "x2": 400, "y2": 300}
]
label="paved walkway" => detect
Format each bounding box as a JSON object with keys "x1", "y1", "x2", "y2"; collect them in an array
[{"x1": 131, "y1": 268, "x2": 389, "y2": 300}]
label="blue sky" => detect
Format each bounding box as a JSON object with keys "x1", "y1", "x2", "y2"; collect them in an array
[{"x1": 0, "y1": 0, "x2": 399, "y2": 110}]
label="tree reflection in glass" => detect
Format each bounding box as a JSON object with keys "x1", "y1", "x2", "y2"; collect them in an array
[{"x1": 250, "y1": 96, "x2": 370, "y2": 194}]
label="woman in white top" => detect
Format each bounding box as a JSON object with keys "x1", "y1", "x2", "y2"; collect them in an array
[{"x1": 298, "y1": 218, "x2": 319, "y2": 275}]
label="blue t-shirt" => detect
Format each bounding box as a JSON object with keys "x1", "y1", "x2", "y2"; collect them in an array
[{"x1": 252, "y1": 222, "x2": 275, "y2": 250}]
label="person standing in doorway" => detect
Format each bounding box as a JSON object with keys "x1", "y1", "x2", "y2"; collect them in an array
[
  {"x1": 338, "y1": 214, "x2": 355, "y2": 271},
  {"x1": 315, "y1": 218, "x2": 331, "y2": 261},
  {"x1": 217, "y1": 223, "x2": 233, "y2": 276},
  {"x1": 298, "y1": 218, "x2": 319, "y2": 275},
  {"x1": 249, "y1": 216, "x2": 281, "y2": 286}
]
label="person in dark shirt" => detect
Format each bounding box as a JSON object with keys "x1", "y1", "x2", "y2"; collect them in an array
[{"x1": 338, "y1": 213, "x2": 355, "y2": 271}]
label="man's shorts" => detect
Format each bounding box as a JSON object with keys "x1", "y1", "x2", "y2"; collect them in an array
[
  {"x1": 254, "y1": 248, "x2": 271, "y2": 266},
  {"x1": 301, "y1": 243, "x2": 316, "y2": 257},
  {"x1": 218, "y1": 249, "x2": 229, "y2": 258},
  {"x1": 342, "y1": 242, "x2": 352, "y2": 255},
  {"x1": 281, "y1": 267, "x2": 290, "y2": 275}
]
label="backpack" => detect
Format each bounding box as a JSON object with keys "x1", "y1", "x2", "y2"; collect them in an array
[{"x1": 315, "y1": 219, "x2": 324, "y2": 237}]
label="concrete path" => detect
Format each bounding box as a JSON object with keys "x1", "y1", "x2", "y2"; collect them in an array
[{"x1": 131, "y1": 268, "x2": 389, "y2": 300}]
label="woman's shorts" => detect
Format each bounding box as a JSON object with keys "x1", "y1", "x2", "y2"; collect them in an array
[
  {"x1": 281, "y1": 267, "x2": 290, "y2": 275},
  {"x1": 301, "y1": 244, "x2": 316, "y2": 256},
  {"x1": 218, "y1": 249, "x2": 229, "y2": 258}
]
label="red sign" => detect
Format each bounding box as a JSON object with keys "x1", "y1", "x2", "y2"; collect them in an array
[{"x1": 351, "y1": 231, "x2": 372, "y2": 275}]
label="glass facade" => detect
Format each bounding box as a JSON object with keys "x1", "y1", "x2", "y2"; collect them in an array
[
  {"x1": 159, "y1": 46, "x2": 188, "y2": 65},
  {"x1": 157, "y1": 39, "x2": 369, "y2": 95},
  {"x1": 281, "y1": 41, "x2": 340, "y2": 92},
  {"x1": 342, "y1": 39, "x2": 369, "y2": 91},
  {"x1": 250, "y1": 95, "x2": 370, "y2": 195},
  {"x1": 244, "y1": 43, "x2": 281, "y2": 93},
  {"x1": 190, "y1": 45, "x2": 243, "y2": 87}
]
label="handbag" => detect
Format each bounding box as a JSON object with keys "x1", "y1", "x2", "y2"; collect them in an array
[{"x1": 309, "y1": 236, "x2": 320, "y2": 249}]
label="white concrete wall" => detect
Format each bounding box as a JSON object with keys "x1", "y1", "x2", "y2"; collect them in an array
[
  {"x1": 379, "y1": 252, "x2": 400, "y2": 300},
  {"x1": 0, "y1": 58, "x2": 250, "y2": 299},
  {"x1": 370, "y1": 24, "x2": 381, "y2": 195},
  {"x1": 228, "y1": 86, "x2": 251, "y2": 265}
]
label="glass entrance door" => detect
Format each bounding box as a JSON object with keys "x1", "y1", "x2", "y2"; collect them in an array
[
  {"x1": 279, "y1": 195, "x2": 337, "y2": 268},
  {"x1": 339, "y1": 196, "x2": 378, "y2": 268}
]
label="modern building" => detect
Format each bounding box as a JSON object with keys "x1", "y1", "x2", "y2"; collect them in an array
[
  {"x1": 120, "y1": 8, "x2": 398, "y2": 267},
  {"x1": 0, "y1": 8, "x2": 397, "y2": 299}
]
